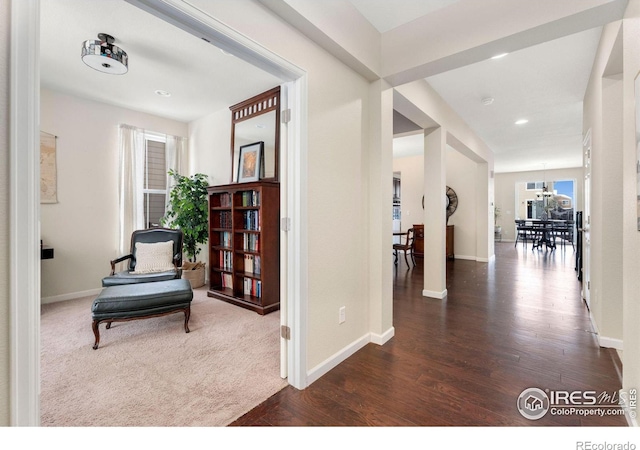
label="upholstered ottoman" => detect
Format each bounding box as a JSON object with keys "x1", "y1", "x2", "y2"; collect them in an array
[{"x1": 91, "y1": 278, "x2": 193, "y2": 349}]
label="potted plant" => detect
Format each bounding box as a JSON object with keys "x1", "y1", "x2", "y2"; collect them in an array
[
  {"x1": 161, "y1": 170, "x2": 209, "y2": 288},
  {"x1": 494, "y1": 206, "x2": 502, "y2": 234}
]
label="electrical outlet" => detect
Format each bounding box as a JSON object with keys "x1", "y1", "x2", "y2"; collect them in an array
[{"x1": 339, "y1": 306, "x2": 346, "y2": 324}]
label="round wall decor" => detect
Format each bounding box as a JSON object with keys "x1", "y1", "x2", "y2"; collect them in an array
[{"x1": 446, "y1": 186, "x2": 458, "y2": 223}]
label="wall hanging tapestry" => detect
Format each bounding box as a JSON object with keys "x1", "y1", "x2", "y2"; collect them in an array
[{"x1": 40, "y1": 131, "x2": 58, "y2": 204}]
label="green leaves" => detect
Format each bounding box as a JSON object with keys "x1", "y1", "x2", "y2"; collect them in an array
[{"x1": 161, "y1": 170, "x2": 209, "y2": 262}]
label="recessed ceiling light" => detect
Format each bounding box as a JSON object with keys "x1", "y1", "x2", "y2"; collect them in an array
[
  {"x1": 155, "y1": 89, "x2": 171, "y2": 97},
  {"x1": 491, "y1": 53, "x2": 509, "y2": 60},
  {"x1": 515, "y1": 119, "x2": 529, "y2": 125},
  {"x1": 482, "y1": 97, "x2": 494, "y2": 106}
]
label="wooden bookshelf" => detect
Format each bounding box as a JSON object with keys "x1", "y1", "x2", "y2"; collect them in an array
[{"x1": 207, "y1": 181, "x2": 280, "y2": 315}]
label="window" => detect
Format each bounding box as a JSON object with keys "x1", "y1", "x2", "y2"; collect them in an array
[
  {"x1": 526, "y1": 181, "x2": 544, "y2": 190},
  {"x1": 118, "y1": 125, "x2": 187, "y2": 255},
  {"x1": 143, "y1": 134, "x2": 167, "y2": 228},
  {"x1": 526, "y1": 199, "x2": 544, "y2": 219}
]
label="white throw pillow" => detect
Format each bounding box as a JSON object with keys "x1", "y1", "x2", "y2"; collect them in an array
[{"x1": 132, "y1": 240, "x2": 175, "y2": 274}]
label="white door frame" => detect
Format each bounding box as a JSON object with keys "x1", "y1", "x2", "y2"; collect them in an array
[
  {"x1": 11, "y1": 0, "x2": 308, "y2": 425},
  {"x1": 10, "y1": 0, "x2": 41, "y2": 427},
  {"x1": 583, "y1": 129, "x2": 592, "y2": 308}
]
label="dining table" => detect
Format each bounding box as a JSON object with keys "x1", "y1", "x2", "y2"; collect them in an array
[{"x1": 515, "y1": 219, "x2": 568, "y2": 250}]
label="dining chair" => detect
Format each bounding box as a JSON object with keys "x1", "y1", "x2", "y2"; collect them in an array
[
  {"x1": 552, "y1": 221, "x2": 574, "y2": 250},
  {"x1": 393, "y1": 228, "x2": 415, "y2": 268},
  {"x1": 515, "y1": 220, "x2": 534, "y2": 248}
]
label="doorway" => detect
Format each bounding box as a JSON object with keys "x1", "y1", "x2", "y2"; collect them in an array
[{"x1": 11, "y1": 0, "x2": 308, "y2": 425}]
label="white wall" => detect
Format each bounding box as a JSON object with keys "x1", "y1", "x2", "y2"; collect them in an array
[
  {"x1": 0, "y1": 0, "x2": 10, "y2": 426},
  {"x1": 446, "y1": 148, "x2": 480, "y2": 259},
  {"x1": 621, "y1": 0, "x2": 640, "y2": 418},
  {"x1": 187, "y1": 107, "x2": 234, "y2": 269},
  {"x1": 185, "y1": 0, "x2": 384, "y2": 373},
  {"x1": 394, "y1": 80, "x2": 494, "y2": 267},
  {"x1": 583, "y1": 18, "x2": 625, "y2": 349},
  {"x1": 393, "y1": 147, "x2": 480, "y2": 259},
  {"x1": 188, "y1": 108, "x2": 231, "y2": 186},
  {"x1": 39, "y1": 89, "x2": 188, "y2": 300},
  {"x1": 392, "y1": 153, "x2": 424, "y2": 233}
]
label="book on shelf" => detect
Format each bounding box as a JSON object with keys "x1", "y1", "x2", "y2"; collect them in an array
[
  {"x1": 219, "y1": 211, "x2": 232, "y2": 228},
  {"x1": 219, "y1": 193, "x2": 232, "y2": 207},
  {"x1": 221, "y1": 273, "x2": 233, "y2": 289},
  {"x1": 241, "y1": 190, "x2": 260, "y2": 207},
  {"x1": 244, "y1": 254, "x2": 261, "y2": 275},
  {"x1": 242, "y1": 233, "x2": 260, "y2": 252},
  {"x1": 219, "y1": 250, "x2": 233, "y2": 271},
  {"x1": 243, "y1": 277, "x2": 262, "y2": 298},
  {"x1": 219, "y1": 231, "x2": 231, "y2": 248},
  {"x1": 243, "y1": 210, "x2": 260, "y2": 230}
]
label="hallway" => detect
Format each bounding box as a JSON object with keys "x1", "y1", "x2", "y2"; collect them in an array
[{"x1": 232, "y1": 242, "x2": 626, "y2": 426}]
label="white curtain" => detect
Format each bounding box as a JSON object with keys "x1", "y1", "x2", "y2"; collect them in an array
[
  {"x1": 165, "y1": 134, "x2": 189, "y2": 208},
  {"x1": 118, "y1": 125, "x2": 145, "y2": 255}
]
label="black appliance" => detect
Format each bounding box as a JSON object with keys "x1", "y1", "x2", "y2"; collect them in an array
[{"x1": 575, "y1": 211, "x2": 583, "y2": 281}]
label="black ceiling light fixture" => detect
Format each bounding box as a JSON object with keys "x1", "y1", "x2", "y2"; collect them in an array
[{"x1": 81, "y1": 33, "x2": 128, "y2": 75}]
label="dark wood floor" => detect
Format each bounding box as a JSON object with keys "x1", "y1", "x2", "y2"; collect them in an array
[{"x1": 231, "y1": 242, "x2": 626, "y2": 426}]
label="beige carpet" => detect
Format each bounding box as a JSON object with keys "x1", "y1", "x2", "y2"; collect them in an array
[{"x1": 40, "y1": 286, "x2": 287, "y2": 426}]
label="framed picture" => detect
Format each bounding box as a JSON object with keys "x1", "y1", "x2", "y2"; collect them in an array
[{"x1": 237, "y1": 141, "x2": 264, "y2": 183}]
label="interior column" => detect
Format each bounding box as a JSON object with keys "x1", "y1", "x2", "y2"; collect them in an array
[
  {"x1": 476, "y1": 162, "x2": 492, "y2": 262},
  {"x1": 423, "y1": 127, "x2": 447, "y2": 299},
  {"x1": 368, "y1": 79, "x2": 394, "y2": 343}
]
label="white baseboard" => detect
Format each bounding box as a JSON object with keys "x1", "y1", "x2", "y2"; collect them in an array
[
  {"x1": 588, "y1": 311, "x2": 623, "y2": 350},
  {"x1": 423, "y1": 289, "x2": 447, "y2": 299},
  {"x1": 307, "y1": 333, "x2": 370, "y2": 385},
  {"x1": 452, "y1": 255, "x2": 493, "y2": 263},
  {"x1": 306, "y1": 327, "x2": 395, "y2": 385},
  {"x1": 598, "y1": 335, "x2": 623, "y2": 351},
  {"x1": 589, "y1": 311, "x2": 599, "y2": 334},
  {"x1": 370, "y1": 326, "x2": 394, "y2": 345},
  {"x1": 41, "y1": 288, "x2": 102, "y2": 304}
]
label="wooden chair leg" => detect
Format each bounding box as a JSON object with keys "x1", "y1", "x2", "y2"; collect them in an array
[
  {"x1": 184, "y1": 306, "x2": 191, "y2": 333},
  {"x1": 92, "y1": 320, "x2": 101, "y2": 350},
  {"x1": 394, "y1": 250, "x2": 398, "y2": 266},
  {"x1": 404, "y1": 251, "x2": 410, "y2": 267}
]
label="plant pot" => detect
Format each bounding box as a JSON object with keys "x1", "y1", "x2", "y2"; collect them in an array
[
  {"x1": 495, "y1": 226, "x2": 502, "y2": 233},
  {"x1": 182, "y1": 265, "x2": 206, "y2": 288}
]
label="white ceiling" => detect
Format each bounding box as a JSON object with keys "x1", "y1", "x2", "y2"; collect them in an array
[
  {"x1": 345, "y1": 0, "x2": 606, "y2": 173},
  {"x1": 425, "y1": 27, "x2": 602, "y2": 173},
  {"x1": 40, "y1": 0, "x2": 282, "y2": 123},
  {"x1": 348, "y1": 0, "x2": 461, "y2": 33},
  {"x1": 42, "y1": 0, "x2": 610, "y2": 174}
]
